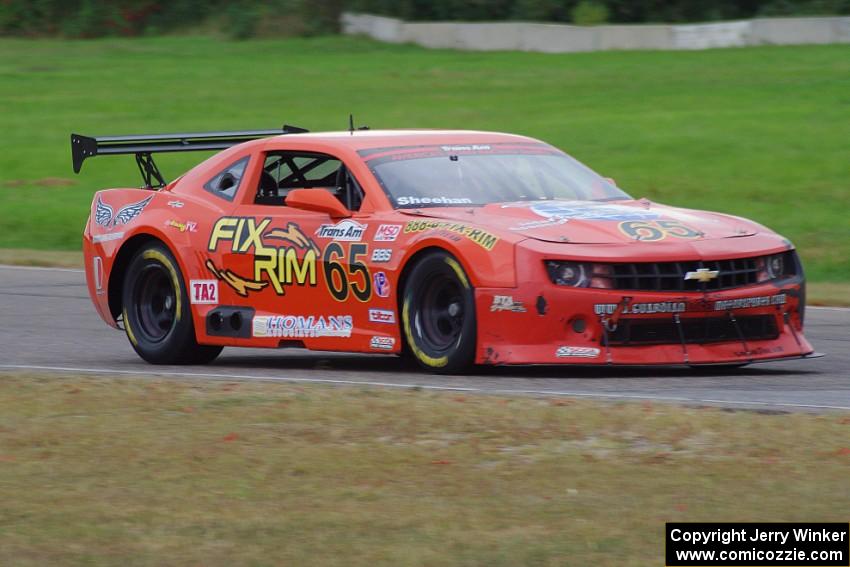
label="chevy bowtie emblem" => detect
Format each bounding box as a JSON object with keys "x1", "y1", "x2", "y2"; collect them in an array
[{"x1": 684, "y1": 268, "x2": 719, "y2": 283}]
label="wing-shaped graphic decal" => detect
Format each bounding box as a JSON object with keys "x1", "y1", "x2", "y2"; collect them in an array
[
  {"x1": 205, "y1": 259, "x2": 268, "y2": 297},
  {"x1": 112, "y1": 196, "x2": 153, "y2": 227},
  {"x1": 264, "y1": 223, "x2": 320, "y2": 254},
  {"x1": 94, "y1": 196, "x2": 114, "y2": 228}
]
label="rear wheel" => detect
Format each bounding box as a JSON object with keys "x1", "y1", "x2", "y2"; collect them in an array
[
  {"x1": 122, "y1": 243, "x2": 222, "y2": 365},
  {"x1": 401, "y1": 251, "x2": 476, "y2": 374}
]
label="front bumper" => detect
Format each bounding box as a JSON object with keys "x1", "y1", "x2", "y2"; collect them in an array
[{"x1": 474, "y1": 280, "x2": 812, "y2": 366}]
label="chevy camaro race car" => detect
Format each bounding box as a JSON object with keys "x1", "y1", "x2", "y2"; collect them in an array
[{"x1": 72, "y1": 126, "x2": 816, "y2": 373}]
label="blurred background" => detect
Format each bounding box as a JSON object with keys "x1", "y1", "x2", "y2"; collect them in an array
[{"x1": 1, "y1": 0, "x2": 848, "y2": 285}]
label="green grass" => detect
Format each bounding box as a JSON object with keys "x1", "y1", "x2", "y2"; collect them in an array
[
  {"x1": 0, "y1": 36, "x2": 848, "y2": 280},
  {"x1": 1, "y1": 372, "x2": 849, "y2": 566}
]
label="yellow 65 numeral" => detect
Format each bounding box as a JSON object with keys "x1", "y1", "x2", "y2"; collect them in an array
[{"x1": 619, "y1": 220, "x2": 702, "y2": 242}]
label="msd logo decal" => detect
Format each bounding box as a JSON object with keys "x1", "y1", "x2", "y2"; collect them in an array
[
  {"x1": 190, "y1": 280, "x2": 218, "y2": 304},
  {"x1": 373, "y1": 224, "x2": 401, "y2": 241},
  {"x1": 316, "y1": 220, "x2": 367, "y2": 241}
]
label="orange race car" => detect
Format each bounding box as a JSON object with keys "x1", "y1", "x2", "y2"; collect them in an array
[{"x1": 72, "y1": 126, "x2": 816, "y2": 373}]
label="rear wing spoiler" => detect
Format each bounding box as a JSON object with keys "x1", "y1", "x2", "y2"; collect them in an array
[{"x1": 71, "y1": 125, "x2": 309, "y2": 188}]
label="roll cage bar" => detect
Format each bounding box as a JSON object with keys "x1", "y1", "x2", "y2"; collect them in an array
[{"x1": 70, "y1": 125, "x2": 309, "y2": 189}]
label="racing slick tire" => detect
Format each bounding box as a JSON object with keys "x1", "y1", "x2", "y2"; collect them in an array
[
  {"x1": 401, "y1": 251, "x2": 476, "y2": 374},
  {"x1": 122, "y1": 242, "x2": 222, "y2": 365}
]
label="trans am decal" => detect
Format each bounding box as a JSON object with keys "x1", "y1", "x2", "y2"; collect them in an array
[
  {"x1": 404, "y1": 221, "x2": 498, "y2": 251},
  {"x1": 316, "y1": 219, "x2": 367, "y2": 241},
  {"x1": 252, "y1": 315, "x2": 353, "y2": 338},
  {"x1": 95, "y1": 195, "x2": 152, "y2": 229}
]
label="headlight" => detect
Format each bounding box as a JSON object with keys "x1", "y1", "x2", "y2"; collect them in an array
[
  {"x1": 766, "y1": 254, "x2": 785, "y2": 279},
  {"x1": 546, "y1": 262, "x2": 614, "y2": 288},
  {"x1": 757, "y1": 252, "x2": 795, "y2": 282},
  {"x1": 546, "y1": 261, "x2": 589, "y2": 287}
]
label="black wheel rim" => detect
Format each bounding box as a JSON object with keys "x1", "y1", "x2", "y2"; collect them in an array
[
  {"x1": 415, "y1": 273, "x2": 465, "y2": 351},
  {"x1": 133, "y1": 263, "x2": 177, "y2": 343}
]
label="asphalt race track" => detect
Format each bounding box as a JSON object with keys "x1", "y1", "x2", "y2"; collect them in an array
[{"x1": 1, "y1": 265, "x2": 848, "y2": 412}]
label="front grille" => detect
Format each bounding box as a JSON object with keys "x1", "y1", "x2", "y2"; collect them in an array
[
  {"x1": 606, "y1": 314, "x2": 779, "y2": 346},
  {"x1": 610, "y1": 257, "x2": 760, "y2": 292}
]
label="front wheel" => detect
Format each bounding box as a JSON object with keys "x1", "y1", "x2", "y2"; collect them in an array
[
  {"x1": 122, "y1": 243, "x2": 222, "y2": 365},
  {"x1": 401, "y1": 251, "x2": 476, "y2": 374}
]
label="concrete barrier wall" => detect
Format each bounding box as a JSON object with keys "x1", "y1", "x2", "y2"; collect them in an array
[{"x1": 341, "y1": 12, "x2": 850, "y2": 52}]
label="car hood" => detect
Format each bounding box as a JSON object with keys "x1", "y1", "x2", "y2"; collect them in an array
[{"x1": 403, "y1": 199, "x2": 759, "y2": 244}]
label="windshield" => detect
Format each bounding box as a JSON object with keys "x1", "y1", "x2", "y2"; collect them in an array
[{"x1": 362, "y1": 143, "x2": 631, "y2": 208}]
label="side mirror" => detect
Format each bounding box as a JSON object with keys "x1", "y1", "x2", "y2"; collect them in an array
[
  {"x1": 286, "y1": 188, "x2": 351, "y2": 219},
  {"x1": 604, "y1": 177, "x2": 617, "y2": 187}
]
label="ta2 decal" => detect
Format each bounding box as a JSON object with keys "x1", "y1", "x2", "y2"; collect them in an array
[{"x1": 190, "y1": 280, "x2": 218, "y2": 304}]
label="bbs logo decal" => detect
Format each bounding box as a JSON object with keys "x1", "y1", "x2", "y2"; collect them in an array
[
  {"x1": 374, "y1": 224, "x2": 402, "y2": 241},
  {"x1": 371, "y1": 248, "x2": 392, "y2": 263},
  {"x1": 373, "y1": 271, "x2": 391, "y2": 298},
  {"x1": 369, "y1": 309, "x2": 395, "y2": 324},
  {"x1": 190, "y1": 280, "x2": 218, "y2": 304},
  {"x1": 316, "y1": 220, "x2": 367, "y2": 241}
]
